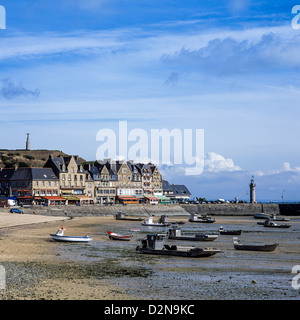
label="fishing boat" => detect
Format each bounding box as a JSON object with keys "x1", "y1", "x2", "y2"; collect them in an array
[
  {"x1": 141, "y1": 216, "x2": 171, "y2": 227},
  {"x1": 189, "y1": 213, "x2": 216, "y2": 223},
  {"x1": 219, "y1": 226, "x2": 242, "y2": 235},
  {"x1": 262, "y1": 220, "x2": 291, "y2": 228},
  {"x1": 270, "y1": 214, "x2": 290, "y2": 222},
  {"x1": 168, "y1": 227, "x2": 218, "y2": 241},
  {"x1": 50, "y1": 227, "x2": 92, "y2": 242},
  {"x1": 253, "y1": 213, "x2": 271, "y2": 219},
  {"x1": 233, "y1": 237, "x2": 278, "y2": 252},
  {"x1": 107, "y1": 231, "x2": 133, "y2": 241},
  {"x1": 136, "y1": 234, "x2": 220, "y2": 257},
  {"x1": 115, "y1": 212, "x2": 144, "y2": 221}
]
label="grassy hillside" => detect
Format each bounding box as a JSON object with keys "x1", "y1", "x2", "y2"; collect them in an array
[{"x1": 0, "y1": 150, "x2": 86, "y2": 169}]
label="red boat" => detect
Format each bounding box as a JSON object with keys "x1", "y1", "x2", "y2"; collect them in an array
[{"x1": 107, "y1": 231, "x2": 133, "y2": 241}]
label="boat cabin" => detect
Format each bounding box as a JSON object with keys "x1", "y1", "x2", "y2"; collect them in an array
[
  {"x1": 158, "y1": 215, "x2": 169, "y2": 224},
  {"x1": 143, "y1": 216, "x2": 154, "y2": 225},
  {"x1": 190, "y1": 213, "x2": 199, "y2": 221},
  {"x1": 141, "y1": 234, "x2": 165, "y2": 250},
  {"x1": 168, "y1": 228, "x2": 182, "y2": 237},
  {"x1": 115, "y1": 212, "x2": 125, "y2": 219}
]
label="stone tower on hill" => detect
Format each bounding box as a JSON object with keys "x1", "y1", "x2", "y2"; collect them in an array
[{"x1": 26, "y1": 133, "x2": 30, "y2": 150}]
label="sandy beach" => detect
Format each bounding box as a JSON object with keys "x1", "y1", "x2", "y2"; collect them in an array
[
  {"x1": 0, "y1": 214, "x2": 141, "y2": 300},
  {"x1": 0, "y1": 213, "x2": 299, "y2": 300}
]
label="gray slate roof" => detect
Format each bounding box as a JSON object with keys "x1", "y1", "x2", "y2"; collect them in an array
[
  {"x1": 0, "y1": 168, "x2": 58, "y2": 181},
  {"x1": 170, "y1": 184, "x2": 191, "y2": 196}
]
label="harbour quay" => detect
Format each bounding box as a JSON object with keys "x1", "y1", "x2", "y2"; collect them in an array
[{"x1": 2, "y1": 202, "x2": 284, "y2": 218}]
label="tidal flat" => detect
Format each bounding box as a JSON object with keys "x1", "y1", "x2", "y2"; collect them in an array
[{"x1": 0, "y1": 215, "x2": 299, "y2": 300}]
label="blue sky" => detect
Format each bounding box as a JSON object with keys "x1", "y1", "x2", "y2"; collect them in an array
[{"x1": 0, "y1": 0, "x2": 300, "y2": 201}]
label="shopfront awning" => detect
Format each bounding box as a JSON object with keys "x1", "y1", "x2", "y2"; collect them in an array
[
  {"x1": 62, "y1": 196, "x2": 79, "y2": 201},
  {"x1": 76, "y1": 196, "x2": 93, "y2": 200},
  {"x1": 42, "y1": 196, "x2": 66, "y2": 201},
  {"x1": 156, "y1": 195, "x2": 171, "y2": 203},
  {"x1": 117, "y1": 196, "x2": 135, "y2": 199},
  {"x1": 145, "y1": 196, "x2": 159, "y2": 201}
]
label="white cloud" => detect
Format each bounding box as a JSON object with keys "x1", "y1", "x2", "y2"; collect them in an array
[
  {"x1": 253, "y1": 162, "x2": 300, "y2": 176},
  {"x1": 204, "y1": 152, "x2": 242, "y2": 173},
  {"x1": 282, "y1": 162, "x2": 300, "y2": 173},
  {"x1": 161, "y1": 30, "x2": 300, "y2": 76}
]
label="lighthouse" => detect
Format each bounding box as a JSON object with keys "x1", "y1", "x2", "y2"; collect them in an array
[
  {"x1": 26, "y1": 133, "x2": 30, "y2": 151},
  {"x1": 249, "y1": 176, "x2": 256, "y2": 203}
]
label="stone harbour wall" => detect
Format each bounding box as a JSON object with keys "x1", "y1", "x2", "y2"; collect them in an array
[{"x1": 5, "y1": 203, "x2": 280, "y2": 217}]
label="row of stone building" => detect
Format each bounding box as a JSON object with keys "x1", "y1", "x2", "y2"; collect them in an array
[{"x1": 0, "y1": 155, "x2": 191, "y2": 206}]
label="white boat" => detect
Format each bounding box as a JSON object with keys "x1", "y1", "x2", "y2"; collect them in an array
[
  {"x1": 50, "y1": 227, "x2": 92, "y2": 242},
  {"x1": 141, "y1": 216, "x2": 171, "y2": 227}
]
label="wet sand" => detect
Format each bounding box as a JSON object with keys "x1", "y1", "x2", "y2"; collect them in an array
[{"x1": 0, "y1": 215, "x2": 299, "y2": 300}]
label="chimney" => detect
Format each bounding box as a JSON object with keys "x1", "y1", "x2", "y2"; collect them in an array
[{"x1": 83, "y1": 163, "x2": 91, "y2": 170}]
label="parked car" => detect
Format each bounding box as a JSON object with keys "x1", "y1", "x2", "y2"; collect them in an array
[{"x1": 10, "y1": 208, "x2": 23, "y2": 214}]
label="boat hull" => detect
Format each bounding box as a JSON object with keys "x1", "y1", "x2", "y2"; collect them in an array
[
  {"x1": 253, "y1": 213, "x2": 271, "y2": 219},
  {"x1": 188, "y1": 219, "x2": 215, "y2": 223},
  {"x1": 50, "y1": 234, "x2": 92, "y2": 242},
  {"x1": 141, "y1": 223, "x2": 171, "y2": 227},
  {"x1": 263, "y1": 224, "x2": 291, "y2": 228},
  {"x1": 234, "y1": 243, "x2": 278, "y2": 252},
  {"x1": 168, "y1": 234, "x2": 218, "y2": 241},
  {"x1": 136, "y1": 247, "x2": 220, "y2": 257},
  {"x1": 220, "y1": 230, "x2": 242, "y2": 235},
  {"x1": 115, "y1": 217, "x2": 144, "y2": 221},
  {"x1": 107, "y1": 231, "x2": 133, "y2": 241},
  {"x1": 109, "y1": 235, "x2": 132, "y2": 241}
]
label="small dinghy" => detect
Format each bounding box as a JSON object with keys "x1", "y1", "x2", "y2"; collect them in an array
[
  {"x1": 233, "y1": 237, "x2": 278, "y2": 252},
  {"x1": 107, "y1": 231, "x2": 133, "y2": 241},
  {"x1": 219, "y1": 226, "x2": 242, "y2": 235},
  {"x1": 50, "y1": 227, "x2": 92, "y2": 242}
]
